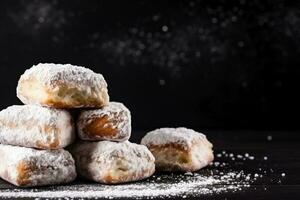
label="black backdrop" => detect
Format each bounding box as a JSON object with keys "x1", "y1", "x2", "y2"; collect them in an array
[{"x1": 0, "y1": 0, "x2": 299, "y2": 131}]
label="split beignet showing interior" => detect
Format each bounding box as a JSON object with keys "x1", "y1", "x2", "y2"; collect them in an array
[
  {"x1": 0, "y1": 144, "x2": 76, "y2": 187},
  {"x1": 77, "y1": 102, "x2": 131, "y2": 142},
  {"x1": 70, "y1": 141, "x2": 155, "y2": 184},
  {"x1": 17, "y1": 63, "x2": 109, "y2": 108},
  {"x1": 141, "y1": 127, "x2": 214, "y2": 172},
  {"x1": 0, "y1": 105, "x2": 75, "y2": 149}
]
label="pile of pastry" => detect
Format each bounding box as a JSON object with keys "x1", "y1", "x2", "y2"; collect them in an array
[{"x1": 0, "y1": 63, "x2": 214, "y2": 187}]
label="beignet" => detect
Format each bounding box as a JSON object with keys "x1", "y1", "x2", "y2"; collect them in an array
[
  {"x1": 0, "y1": 105, "x2": 75, "y2": 149},
  {"x1": 141, "y1": 127, "x2": 214, "y2": 172},
  {"x1": 0, "y1": 144, "x2": 76, "y2": 187},
  {"x1": 17, "y1": 63, "x2": 109, "y2": 108},
  {"x1": 77, "y1": 102, "x2": 131, "y2": 142},
  {"x1": 70, "y1": 141, "x2": 155, "y2": 184}
]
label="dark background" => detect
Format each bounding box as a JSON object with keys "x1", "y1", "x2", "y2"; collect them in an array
[{"x1": 0, "y1": 0, "x2": 299, "y2": 131}]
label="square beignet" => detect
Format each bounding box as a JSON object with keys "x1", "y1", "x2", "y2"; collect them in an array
[
  {"x1": 0, "y1": 105, "x2": 75, "y2": 149},
  {"x1": 77, "y1": 102, "x2": 131, "y2": 142},
  {"x1": 70, "y1": 141, "x2": 155, "y2": 184},
  {"x1": 0, "y1": 144, "x2": 77, "y2": 187},
  {"x1": 17, "y1": 63, "x2": 109, "y2": 108},
  {"x1": 141, "y1": 127, "x2": 214, "y2": 172}
]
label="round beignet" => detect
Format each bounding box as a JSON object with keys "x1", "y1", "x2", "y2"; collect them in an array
[
  {"x1": 77, "y1": 102, "x2": 131, "y2": 142},
  {"x1": 141, "y1": 127, "x2": 214, "y2": 172},
  {"x1": 0, "y1": 105, "x2": 75, "y2": 149},
  {"x1": 70, "y1": 141, "x2": 155, "y2": 184},
  {"x1": 17, "y1": 63, "x2": 109, "y2": 108}
]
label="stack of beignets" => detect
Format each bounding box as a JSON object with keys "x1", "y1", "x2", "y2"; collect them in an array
[
  {"x1": 0, "y1": 63, "x2": 213, "y2": 187},
  {"x1": 72, "y1": 101, "x2": 155, "y2": 184},
  {"x1": 0, "y1": 63, "x2": 155, "y2": 187}
]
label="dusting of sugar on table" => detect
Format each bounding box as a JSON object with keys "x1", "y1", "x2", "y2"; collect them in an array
[
  {"x1": 0, "y1": 170, "x2": 255, "y2": 199},
  {"x1": 0, "y1": 150, "x2": 285, "y2": 199}
]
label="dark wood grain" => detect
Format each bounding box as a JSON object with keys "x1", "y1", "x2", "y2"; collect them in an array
[{"x1": 0, "y1": 131, "x2": 299, "y2": 199}]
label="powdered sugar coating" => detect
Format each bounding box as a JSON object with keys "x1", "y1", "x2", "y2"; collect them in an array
[
  {"x1": 17, "y1": 63, "x2": 109, "y2": 108},
  {"x1": 0, "y1": 143, "x2": 77, "y2": 187},
  {"x1": 0, "y1": 105, "x2": 75, "y2": 149},
  {"x1": 141, "y1": 127, "x2": 210, "y2": 150},
  {"x1": 141, "y1": 128, "x2": 214, "y2": 172},
  {"x1": 70, "y1": 141, "x2": 155, "y2": 184},
  {"x1": 18, "y1": 63, "x2": 107, "y2": 90},
  {"x1": 77, "y1": 102, "x2": 131, "y2": 142}
]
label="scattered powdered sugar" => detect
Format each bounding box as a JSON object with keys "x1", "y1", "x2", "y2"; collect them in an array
[
  {"x1": 0, "y1": 149, "x2": 282, "y2": 199},
  {"x1": 77, "y1": 102, "x2": 131, "y2": 141},
  {"x1": 267, "y1": 135, "x2": 273, "y2": 141},
  {"x1": 141, "y1": 127, "x2": 210, "y2": 150},
  {"x1": 216, "y1": 151, "x2": 259, "y2": 161},
  {"x1": 0, "y1": 171, "x2": 253, "y2": 199}
]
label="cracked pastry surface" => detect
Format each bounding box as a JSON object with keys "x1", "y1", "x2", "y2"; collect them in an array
[
  {"x1": 77, "y1": 102, "x2": 131, "y2": 142},
  {"x1": 17, "y1": 63, "x2": 109, "y2": 108},
  {"x1": 141, "y1": 127, "x2": 214, "y2": 172},
  {"x1": 0, "y1": 105, "x2": 75, "y2": 149},
  {"x1": 70, "y1": 141, "x2": 155, "y2": 184},
  {"x1": 0, "y1": 144, "x2": 77, "y2": 187}
]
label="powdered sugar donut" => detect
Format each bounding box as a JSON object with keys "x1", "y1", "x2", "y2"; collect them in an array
[
  {"x1": 70, "y1": 141, "x2": 155, "y2": 184},
  {"x1": 17, "y1": 63, "x2": 109, "y2": 108},
  {"x1": 0, "y1": 105, "x2": 75, "y2": 149},
  {"x1": 141, "y1": 127, "x2": 214, "y2": 172},
  {"x1": 0, "y1": 144, "x2": 76, "y2": 187},
  {"x1": 77, "y1": 102, "x2": 131, "y2": 142}
]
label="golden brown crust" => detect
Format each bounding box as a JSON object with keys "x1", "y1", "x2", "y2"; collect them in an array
[
  {"x1": 35, "y1": 138, "x2": 59, "y2": 149},
  {"x1": 141, "y1": 127, "x2": 215, "y2": 172},
  {"x1": 148, "y1": 145, "x2": 191, "y2": 171},
  {"x1": 146, "y1": 141, "x2": 214, "y2": 172},
  {"x1": 44, "y1": 83, "x2": 108, "y2": 109},
  {"x1": 44, "y1": 93, "x2": 106, "y2": 109},
  {"x1": 146, "y1": 143, "x2": 189, "y2": 152},
  {"x1": 77, "y1": 102, "x2": 131, "y2": 141},
  {"x1": 82, "y1": 115, "x2": 118, "y2": 139},
  {"x1": 18, "y1": 78, "x2": 108, "y2": 109},
  {"x1": 16, "y1": 161, "x2": 37, "y2": 186}
]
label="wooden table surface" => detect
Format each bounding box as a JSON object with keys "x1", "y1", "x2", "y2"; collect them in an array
[{"x1": 0, "y1": 131, "x2": 299, "y2": 199}]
